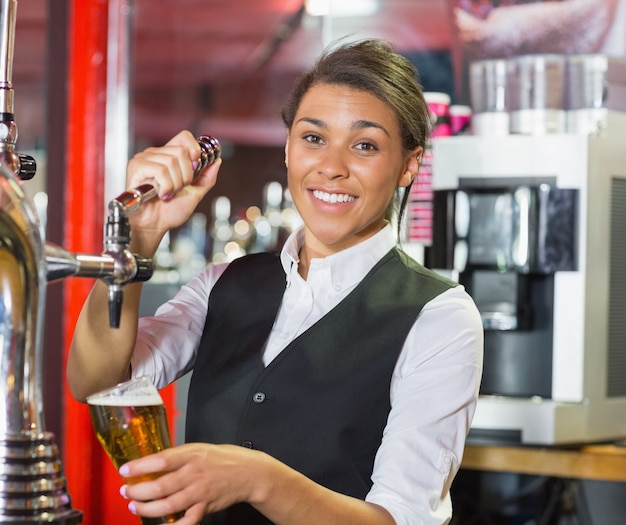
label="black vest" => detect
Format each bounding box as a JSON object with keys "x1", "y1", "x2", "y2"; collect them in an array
[{"x1": 186, "y1": 249, "x2": 455, "y2": 525}]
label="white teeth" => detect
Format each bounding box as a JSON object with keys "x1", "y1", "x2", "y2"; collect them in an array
[{"x1": 312, "y1": 190, "x2": 356, "y2": 203}]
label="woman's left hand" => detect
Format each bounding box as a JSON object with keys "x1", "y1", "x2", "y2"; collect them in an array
[
  {"x1": 118, "y1": 443, "x2": 271, "y2": 524},
  {"x1": 119, "y1": 442, "x2": 397, "y2": 525}
]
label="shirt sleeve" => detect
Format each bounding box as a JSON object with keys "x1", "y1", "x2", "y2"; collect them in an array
[
  {"x1": 365, "y1": 285, "x2": 484, "y2": 525},
  {"x1": 130, "y1": 262, "x2": 229, "y2": 389}
]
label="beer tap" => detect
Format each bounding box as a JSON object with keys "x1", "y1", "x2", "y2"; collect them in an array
[
  {"x1": 46, "y1": 135, "x2": 221, "y2": 329},
  {"x1": 0, "y1": 0, "x2": 82, "y2": 523}
]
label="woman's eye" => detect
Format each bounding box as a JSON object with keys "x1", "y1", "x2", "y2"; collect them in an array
[
  {"x1": 303, "y1": 134, "x2": 323, "y2": 144},
  {"x1": 355, "y1": 141, "x2": 377, "y2": 152}
]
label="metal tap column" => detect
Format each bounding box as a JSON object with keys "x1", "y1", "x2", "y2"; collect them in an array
[{"x1": 0, "y1": 0, "x2": 82, "y2": 521}]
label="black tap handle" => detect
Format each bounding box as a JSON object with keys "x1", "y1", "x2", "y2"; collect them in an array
[{"x1": 17, "y1": 154, "x2": 37, "y2": 181}]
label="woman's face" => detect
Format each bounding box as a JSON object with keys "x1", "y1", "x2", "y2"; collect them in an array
[{"x1": 285, "y1": 83, "x2": 421, "y2": 257}]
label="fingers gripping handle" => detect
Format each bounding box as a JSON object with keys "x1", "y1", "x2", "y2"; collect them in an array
[
  {"x1": 105, "y1": 135, "x2": 221, "y2": 328},
  {"x1": 110, "y1": 135, "x2": 222, "y2": 216}
]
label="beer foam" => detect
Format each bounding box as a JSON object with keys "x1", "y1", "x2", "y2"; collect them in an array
[
  {"x1": 87, "y1": 392, "x2": 164, "y2": 406},
  {"x1": 86, "y1": 376, "x2": 164, "y2": 406}
]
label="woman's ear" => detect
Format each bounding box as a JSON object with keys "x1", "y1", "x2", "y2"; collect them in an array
[
  {"x1": 398, "y1": 146, "x2": 423, "y2": 187},
  {"x1": 399, "y1": 170, "x2": 415, "y2": 188}
]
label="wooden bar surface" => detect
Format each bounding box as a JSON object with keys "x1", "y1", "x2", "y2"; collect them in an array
[{"x1": 462, "y1": 443, "x2": 626, "y2": 482}]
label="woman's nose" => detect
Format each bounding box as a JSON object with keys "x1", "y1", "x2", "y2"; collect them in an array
[{"x1": 317, "y1": 147, "x2": 348, "y2": 179}]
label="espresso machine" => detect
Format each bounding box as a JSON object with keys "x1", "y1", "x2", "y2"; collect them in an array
[{"x1": 429, "y1": 114, "x2": 626, "y2": 445}]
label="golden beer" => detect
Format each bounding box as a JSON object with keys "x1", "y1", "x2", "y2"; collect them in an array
[{"x1": 87, "y1": 376, "x2": 184, "y2": 524}]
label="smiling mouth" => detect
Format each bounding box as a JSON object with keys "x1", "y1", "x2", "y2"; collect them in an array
[{"x1": 312, "y1": 190, "x2": 356, "y2": 203}]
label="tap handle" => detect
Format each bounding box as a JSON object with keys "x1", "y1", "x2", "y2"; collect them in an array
[
  {"x1": 196, "y1": 135, "x2": 221, "y2": 176},
  {"x1": 17, "y1": 154, "x2": 36, "y2": 181}
]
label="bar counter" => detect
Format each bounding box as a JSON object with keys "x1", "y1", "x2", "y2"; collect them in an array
[{"x1": 462, "y1": 442, "x2": 626, "y2": 482}]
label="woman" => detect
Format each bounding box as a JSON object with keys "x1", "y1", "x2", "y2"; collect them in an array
[{"x1": 68, "y1": 39, "x2": 483, "y2": 525}]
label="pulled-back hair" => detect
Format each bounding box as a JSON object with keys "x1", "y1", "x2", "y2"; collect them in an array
[
  {"x1": 282, "y1": 38, "x2": 430, "y2": 153},
  {"x1": 281, "y1": 39, "x2": 431, "y2": 237}
]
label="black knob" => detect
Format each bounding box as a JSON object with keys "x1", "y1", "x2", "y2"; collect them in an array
[
  {"x1": 17, "y1": 154, "x2": 37, "y2": 181},
  {"x1": 133, "y1": 256, "x2": 154, "y2": 283}
]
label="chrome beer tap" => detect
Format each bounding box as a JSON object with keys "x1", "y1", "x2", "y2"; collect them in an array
[
  {"x1": 0, "y1": 0, "x2": 82, "y2": 523},
  {"x1": 45, "y1": 134, "x2": 221, "y2": 328}
]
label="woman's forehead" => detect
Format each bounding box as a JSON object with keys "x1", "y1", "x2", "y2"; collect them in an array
[{"x1": 295, "y1": 84, "x2": 398, "y2": 126}]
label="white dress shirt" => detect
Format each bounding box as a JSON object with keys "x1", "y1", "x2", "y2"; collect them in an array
[
  {"x1": 603, "y1": 0, "x2": 626, "y2": 57},
  {"x1": 132, "y1": 224, "x2": 483, "y2": 525}
]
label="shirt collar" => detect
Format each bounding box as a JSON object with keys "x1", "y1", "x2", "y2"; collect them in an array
[{"x1": 280, "y1": 224, "x2": 396, "y2": 290}]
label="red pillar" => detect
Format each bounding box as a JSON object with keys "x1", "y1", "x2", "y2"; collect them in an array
[
  {"x1": 62, "y1": 1, "x2": 138, "y2": 524},
  {"x1": 62, "y1": 2, "x2": 178, "y2": 523}
]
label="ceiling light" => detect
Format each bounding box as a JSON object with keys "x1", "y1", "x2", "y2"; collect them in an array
[{"x1": 305, "y1": 0, "x2": 379, "y2": 17}]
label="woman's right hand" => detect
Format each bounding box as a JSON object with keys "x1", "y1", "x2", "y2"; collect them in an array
[{"x1": 125, "y1": 130, "x2": 222, "y2": 254}]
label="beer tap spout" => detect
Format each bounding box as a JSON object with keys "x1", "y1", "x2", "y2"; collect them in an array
[{"x1": 44, "y1": 237, "x2": 154, "y2": 330}]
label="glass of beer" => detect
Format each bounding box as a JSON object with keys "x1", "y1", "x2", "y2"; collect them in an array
[{"x1": 87, "y1": 376, "x2": 184, "y2": 524}]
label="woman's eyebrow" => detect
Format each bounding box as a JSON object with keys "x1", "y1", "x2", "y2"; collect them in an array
[
  {"x1": 352, "y1": 119, "x2": 391, "y2": 137},
  {"x1": 295, "y1": 116, "x2": 391, "y2": 137},
  {"x1": 295, "y1": 116, "x2": 326, "y2": 127}
]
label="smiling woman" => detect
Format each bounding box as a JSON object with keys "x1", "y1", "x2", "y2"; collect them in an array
[
  {"x1": 281, "y1": 39, "x2": 430, "y2": 250},
  {"x1": 67, "y1": 38, "x2": 483, "y2": 525}
]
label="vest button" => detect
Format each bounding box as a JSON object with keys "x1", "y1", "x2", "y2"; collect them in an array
[
  {"x1": 253, "y1": 392, "x2": 266, "y2": 403},
  {"x1": 242, "y1": 440, "x2": 254, "y2": 449}
]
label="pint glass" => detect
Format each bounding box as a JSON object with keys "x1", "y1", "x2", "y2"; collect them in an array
[{"x1": 87, "y1": 376, "x2": 184, "y2": 524}]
